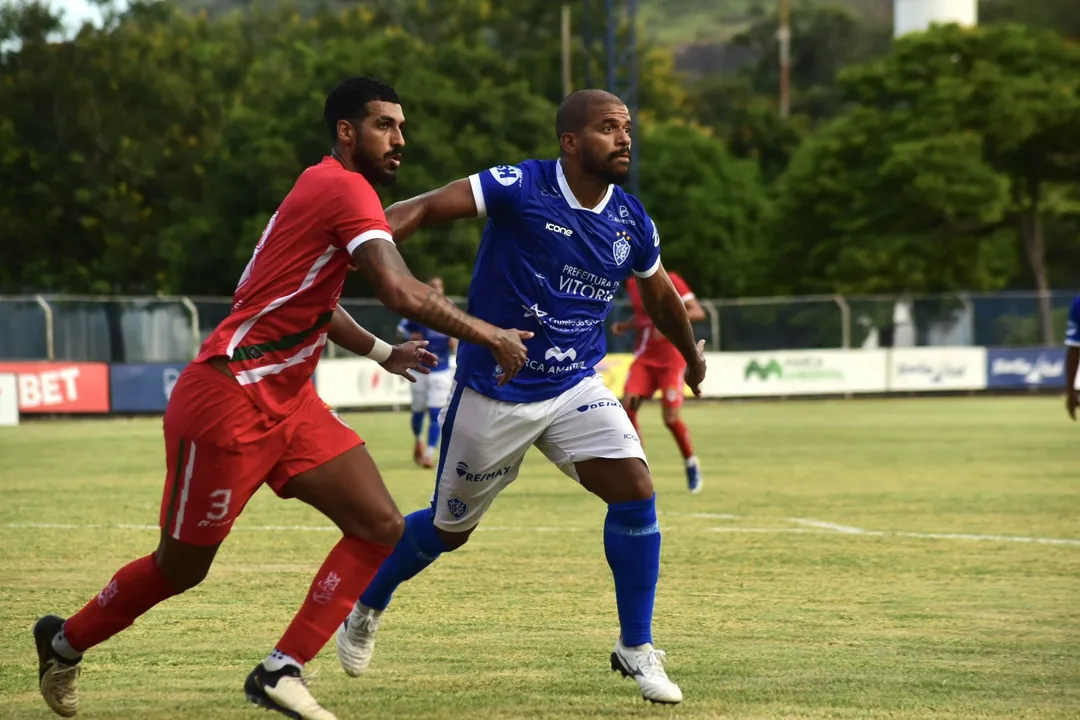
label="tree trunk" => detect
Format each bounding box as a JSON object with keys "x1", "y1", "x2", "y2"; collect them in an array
[{"x1": 1019, "y1": 180, "x2": 1054, "y2": 346}]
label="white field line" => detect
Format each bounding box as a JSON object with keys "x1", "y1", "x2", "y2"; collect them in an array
[
  {"x1": 785, "y1": 517, "x2": 871, "y2": 534},
  {"x1": 3, "y1": 520, "x2": 1079, "y2": 546}
]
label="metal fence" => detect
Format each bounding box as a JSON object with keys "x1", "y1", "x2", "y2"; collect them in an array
[{"x1": 0, "y1": 290, "x2": 1074, "y2": 363}]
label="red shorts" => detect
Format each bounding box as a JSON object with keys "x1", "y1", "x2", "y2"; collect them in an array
[
  {"x1": 158, "y1": 362, "x2": 363, "y2": 545},
  {"x1": 624, "y1": 359, "x2": 687, "y2": 408}
]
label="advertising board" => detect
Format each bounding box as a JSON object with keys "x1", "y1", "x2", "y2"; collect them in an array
[
  {"x1": 0, "y1": 362, "x2": 110, "y2": 413},
  {"x1": 110, "y1": 363, "x2": 188, "y2": 412}
]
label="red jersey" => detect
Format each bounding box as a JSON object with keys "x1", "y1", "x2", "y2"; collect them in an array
[
  {"x1": 195, "y1": 156, "x2": 392, "y2": 418},
  {"x1": 625, "y1": 271, "x2": 695, "y2": 368}
]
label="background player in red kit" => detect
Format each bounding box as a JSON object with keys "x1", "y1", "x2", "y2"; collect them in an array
[
  {"x1": 32, "y1": 77, "x2": 531, "y2": 720},
  {"x1": 613, "y1": 271, "x2": 706, "y2": 493}
]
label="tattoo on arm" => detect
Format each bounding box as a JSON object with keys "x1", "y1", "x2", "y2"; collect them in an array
[{"x1": 353, "y1": 240, "x2": 492, "y2": 346}]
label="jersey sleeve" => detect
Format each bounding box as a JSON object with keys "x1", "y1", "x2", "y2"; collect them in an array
[
  {"x1": 329, "y1": 176, "x2": 394, "y2": 254},
  {"x1": 1067, "y1": 296, "x2": 1080, "y2": 347},
  {"x1": 468, "y1": 164, "x2": 527, "y2": 221},
  {"x1": 669, "y1": 272, "x2": 695, "y2": 302},
  {"x1": 632, "y1": 216, "x2": 662, "y2": 278}
]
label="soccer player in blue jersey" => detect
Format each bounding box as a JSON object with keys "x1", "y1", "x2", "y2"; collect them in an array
[
  {"x1": 398, "y1": 276, "x2": 458, "y2": 467},
  {"x1": 1066, "y1": 294, "x2": 1079, "y2": 420},
  {"x1": 336, "y1": 89, "x2": 706, "y2": 704}
]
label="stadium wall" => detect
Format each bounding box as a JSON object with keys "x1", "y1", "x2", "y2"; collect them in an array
[{"x1": 0, "y1": 347, "x2": 1073, "y2": 421}]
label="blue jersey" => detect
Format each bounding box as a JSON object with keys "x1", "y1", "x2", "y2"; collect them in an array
[
  {"x1": 1067, "y1": 295, "x2": 1080, "y2": 347},
  {"x1": 458, "y1": 158, "x2": 662, "y2": 402},
  {"x1": 398, "y1": 319, "x2": 454, "y2": 371}
]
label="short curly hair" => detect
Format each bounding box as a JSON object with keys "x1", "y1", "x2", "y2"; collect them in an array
[{"x1": 323, "y1": 77, "x2": 400, "y2": 143}]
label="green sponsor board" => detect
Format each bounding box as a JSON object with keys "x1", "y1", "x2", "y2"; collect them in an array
[{"x1": 744, "y1": 357, "x2": 845, "y2": 382}]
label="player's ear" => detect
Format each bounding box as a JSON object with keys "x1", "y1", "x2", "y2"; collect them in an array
[
  {"x1": 559, "y1": 132, "x2": 579, "y2": 157},
  {"x1": 336, "y1": 119, "x2": 355, "y2": 145}
]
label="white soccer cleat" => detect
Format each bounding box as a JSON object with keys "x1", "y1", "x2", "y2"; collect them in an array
[
  {"x1": 34, "y1": 615, "x2": 81, "y2": 718},
  {"x1": 244, "y1": 664, "x2": 338, "y2": 720},
  {"x1": 610, "y1": 637, "x2": 684, "y2": 704},
  {"x1": 336, "y1": 602, "x2": 383, "y2": 677}
]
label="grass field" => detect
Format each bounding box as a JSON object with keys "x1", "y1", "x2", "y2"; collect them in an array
[{"x1": 1, "y1": 396, "x2": 1078, "y2": 719}]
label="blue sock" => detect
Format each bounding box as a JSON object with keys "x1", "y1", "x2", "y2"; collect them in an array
[
  {"x1": 604, "y1": 494, "x2": 660, "y2": 647},
  {"x1": 426, "y1": 407, "x2": 441, "y2": 450},
  {"x1": 359, "y1": 507, "x2": 448, "y2": 611},
  {"x1": 410, "y1": 411, "x2": 424, "y2": 439}
]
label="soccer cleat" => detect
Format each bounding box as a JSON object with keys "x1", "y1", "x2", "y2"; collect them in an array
[
  {"x1": 34, "y1": 615, "x2": 82, "y2": 718},
  {"x1": 686, "y1": 456, "x2": 702, "y2": 494},
  {"x1": 421, "y1": 446, "x2": 436, "y2": 469},
  {"x1": 336, "y1": 602, "x2": 383, "y2": 677},
  {"x1": 244, "y1": 663, "x2": 338, "y2": 720},
  {"x1": 610, "y1": 637, "x2": 683, "y2": 704},
  {"x1": 412, "y1": 440, "x2": 424, "y2": 466}
]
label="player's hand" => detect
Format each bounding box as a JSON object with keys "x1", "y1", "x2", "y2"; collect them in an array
[
  {"x1": 611, "y1": 320, "x2": 632, "y2": 337},
  {"x1": 488, "y1": 329, "x2": 534, "y2": 386},
  {"x1": 1067, "y1": 390, "x2": 1078, "y2": 421},
  {"x1": 380, "y1": 340, "x2": 437, "y2": 383},
  {"x1": 684, "y1": 339, "x2": 707, "y2": 397}
]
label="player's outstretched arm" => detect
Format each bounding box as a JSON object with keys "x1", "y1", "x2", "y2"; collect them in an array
[
  {"x1": 328, "y1": 305, "x2": 436, "y2": 382},
  {"x1": 351, "y1": 239, "x2": 532, "y2": 385},
  {"x1": 383, "y1": 178, "x2": 477, "y2": 243},
  {"x1": 639, "y1": 265, "x2": 707, "y2": 396}
]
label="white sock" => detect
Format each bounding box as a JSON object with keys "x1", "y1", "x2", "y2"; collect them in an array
[
  {"x1": 686, "y1": 455, "x2": 699, "y2": 468},
  {"x1": 263, "y1": 648, "x2": 303, "y2": 672},
  {"x1": 424, "y1": 446, "x2": 436, "y2": 460},
  {"x1": 51, "y1": 630, "x2": 81, "y2": 661}
]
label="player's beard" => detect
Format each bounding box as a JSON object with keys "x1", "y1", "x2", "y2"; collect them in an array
[
  {"x1": 355, "y1": 147, "x2": 399, "y2": 187},
  {"x1": 584, "y1": 146, "x2": 631, "y2": 186}
]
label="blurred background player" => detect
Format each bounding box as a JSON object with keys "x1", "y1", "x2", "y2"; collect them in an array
[
  {"x1": 1066, "y1": 293, "x2": 1079, "y2": 420},
  {"x1": 32, "y1": 76, "x2": 530, "y2": 720},
  {"x1": 337, "y1": 89, "x2": 707, "y2": 706},
  {"x1": 613, "y1": 272, "x2": 706, "y2": 493},
  {"x1": 397, "y1": 276, "x2": 457, "y2": 467}
]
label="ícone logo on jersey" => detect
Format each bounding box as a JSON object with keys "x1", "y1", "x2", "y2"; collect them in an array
[
  {"x1": 545, "y1": 346, "x2": 577, "y2": 362},
  {"x1": 613, "y1": 230, "x2": 632, "y2": 265},
  {"x1": 490, "y1": 165, "x2": 523, "y2": 187}
]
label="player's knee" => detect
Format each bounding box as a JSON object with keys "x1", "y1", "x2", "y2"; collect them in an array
[
  {"x1": 437, "y1": 526, "x2": 473, "y2": 551},
  {"x1": 154, "y1": 542, "x2": 216, "y2": 592},
  {"x1": 358, "y1": 508, "x2": 405, "y2": 548}
]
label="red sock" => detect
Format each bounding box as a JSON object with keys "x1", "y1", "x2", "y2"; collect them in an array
[
  {"x1": 625, "y1": 407, "x2": 641, "y2": 438},
  {"x1": 62, "y1": 554, "x2": 179, "y2": 653},
  {"x1": 275, "y1": 536, "x2": 394, "y2": 664},
  {"x1": 665, "y1": 419, "x2": 694, "y2": 459}
]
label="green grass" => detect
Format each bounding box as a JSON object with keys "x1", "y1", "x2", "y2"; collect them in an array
[{"x1": 1, "y1": 396, "x2": 1079, "y2": 719}]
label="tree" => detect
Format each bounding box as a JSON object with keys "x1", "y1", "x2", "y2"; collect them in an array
[
  {"x1": 637, "y1": 122, "x2": 769, "y2": 298},
  {"x1": 837, "y1": 23, "x2": 1080, "y2": 343}
]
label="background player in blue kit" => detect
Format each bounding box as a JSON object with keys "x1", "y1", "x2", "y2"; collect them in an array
[
  {"x1": 337, "y1": 89, "x2": 707, "y2": 705},
  {"x1": 1066, "y1": 294, "x2": 1079, "y2": 420},
  {"x1": 397, "y1": 276, "x2": 457, "y2": 468}
]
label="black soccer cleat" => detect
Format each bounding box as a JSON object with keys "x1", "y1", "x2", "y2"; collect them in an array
[
  {"x1": 34, "y1": 615, "x2": 82, "y2": 717},
  {"x1": 244, "y1": 663, "x2": 339, "y2": 720}
]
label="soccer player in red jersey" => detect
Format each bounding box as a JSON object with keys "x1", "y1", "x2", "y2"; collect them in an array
[
  {"x1": 32, "y1": 77, "x2": 531, "y2": 720},
  {"x1": 613, "y1": 271, "x2": 706, "y2": 493}
]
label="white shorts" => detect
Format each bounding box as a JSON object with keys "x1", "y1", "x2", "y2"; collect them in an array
[
  {"x1": 410, "y1": 369, "x2": 454, "y2": 413},
  {"x1": 431, "y1": 374, "x2": 647, "y2": 531}
]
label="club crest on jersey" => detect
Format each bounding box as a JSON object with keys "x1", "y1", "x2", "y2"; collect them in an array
[{"x1": 613, "y1": 230, "x2": 632, "y2": 266}]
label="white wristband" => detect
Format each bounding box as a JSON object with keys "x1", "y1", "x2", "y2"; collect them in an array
[{"x1": 366, "y1": 337, "x2": 393, "y2": 364}]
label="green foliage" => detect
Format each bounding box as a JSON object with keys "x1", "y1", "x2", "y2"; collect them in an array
[{"x1": 767, "y1": 22, "x2": 1080, "y2": 319}]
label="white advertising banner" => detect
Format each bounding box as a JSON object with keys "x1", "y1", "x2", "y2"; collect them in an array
[
  {"x1": 700, "y1": 350, "x2": 889, "y2": 398},
  {"x1": 888, "y1": 347, "x2": 987, "y2": 392},
  {"x1": 315, "y1": 358, "x2": 413, "y2": 408},
  {"x1": 0, "y1": 373, "x2": 19, "y2": 426}
]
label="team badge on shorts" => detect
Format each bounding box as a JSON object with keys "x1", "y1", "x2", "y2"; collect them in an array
[
  {"x1": 447, "y1": 497, "x2": 469, "y2": 520},
  {"x1": 613, "y1": 230, "x2": 631, "y2": 266}
]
